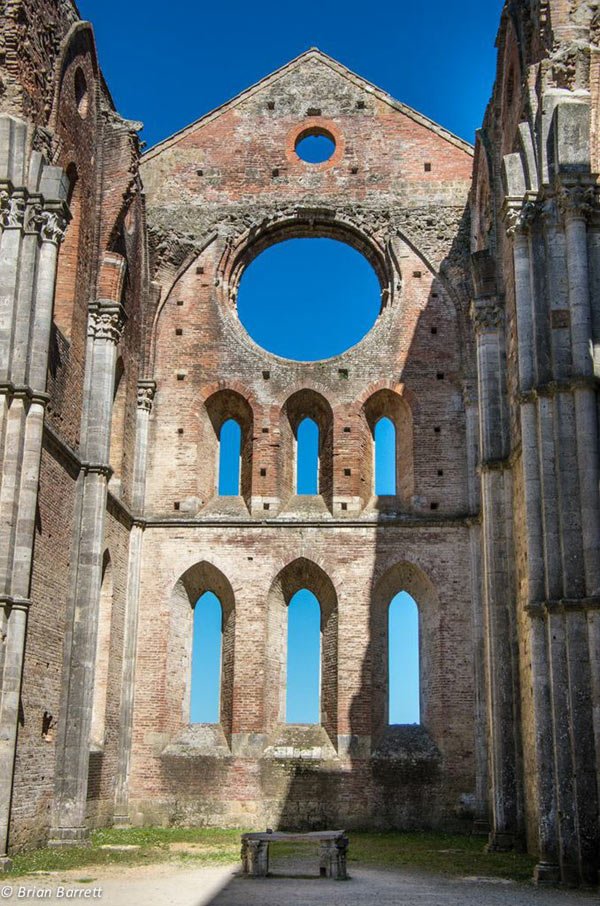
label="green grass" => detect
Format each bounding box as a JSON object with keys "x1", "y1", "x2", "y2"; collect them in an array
[
  {"x1": 8, "y1": 827, "x2": 242, "y2": 877},
  {"x1": 8, "y1": 828, "x2": 536, "y2": 883},
  {"x1": 349, "y1": 831, "x2": 536, "y2": 882}
]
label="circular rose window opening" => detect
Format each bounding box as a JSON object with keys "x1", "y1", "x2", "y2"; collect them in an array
[
  {"x1": 295, "y1": 129, "x2": 336, "y2": 164},
  {"x1": 236, "y1": 238, "x2": 382, "y2": 362}
]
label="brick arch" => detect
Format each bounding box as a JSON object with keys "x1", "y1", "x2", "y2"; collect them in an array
[
  {"x1": 49, "y1": 22, "x2": 100, "y2": 134},
  {"x1": 353, "y1": 379, "x2": 418, "y2": 416},
  {"x1": 171, "y1": 560, "x2": 236, "y2": 742},
  {"x1": 471, "y1": 139, "x2": 495, "y2": 256},
  {"x1": 196, "y1": 379, "x2": 258, "y2": 410},
  {"x1": 265, "y1": 558, "x2": 338, "y2": 744},
  {"x1": 217, "y1": 208, "x2": 396, "y2": 311},
  {"x1": 498, "y1": 17, "x2": 525, "y2": 158},
  {"x1": 370, "y1": 561, "x2": 440, "y2": 745},
  {"x1": 280, "y1": 388, "x2": 334, "y2": 509}
]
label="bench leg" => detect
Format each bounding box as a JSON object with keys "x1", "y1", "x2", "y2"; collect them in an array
[
  {"x1": 334, "y1": 836, "x2": 349, "y2": 880},
  {"x1": 245, "y1": 840, "x2": 269, "y2": 877}
]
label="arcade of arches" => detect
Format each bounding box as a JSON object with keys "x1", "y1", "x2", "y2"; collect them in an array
[{"x1": 0, "y1": 0, "x2": 599, "y2": 890}]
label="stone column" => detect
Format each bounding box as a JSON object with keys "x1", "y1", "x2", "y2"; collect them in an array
[
  {"x1": 114, "y1": 380, "x2": 155, "y2": 825},
  {"x1": 463, "y1": 380, "x2": 488, "y2": 829},
  {"x1": 0, "y1": 190, "x2": 67, "y2": 869},
  {"x1": 50, "y1": 303, "x2": 125, "y2": 845},
  {"x1": 471, "y1": 296, "x2": 519, "y2": 850},
  {"x1": 561, "y1": 187, "x2": 600, "y2": 597},
  {"x1": 506, "y1": 203, "x2": 559, "y2": 882}
]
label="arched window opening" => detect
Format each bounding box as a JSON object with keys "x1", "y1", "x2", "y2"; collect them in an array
[
  {"x1": 283, "y1": 390, "x2": 333, "y2": 507},
  {"x1": 375, "y1": 417, "x2": 396, "y2": 495},
  {"x1": 53, "y1": 164, "x2": 81, "y2": 339},
  {"x1": 205, "y1": 390, "x2": 253, "y2": 506},
  {"x1": 286, "y1": 589, "x2": 320, "y2": 724},
  {"x1": 109, "y1": 358, "x2": 126, "y2": 487},
  {"x1": 90, "y1": 551, "x2": 113, "y2": 749},
  {"x1": 296, "y1": 417, "x2": 319, "y2": 495},
  {"x1": 237, "y1": 238, "x2": 382, "y2": 361},
  {"x1": 362, "y1": 389, "x2": 414, "y2": 508},
  {"x1": 218, "y1": 419, "x2": 242, "y2": 495},
  {"x1": 190, "y1": 591, "x2": 223, "y2": 724},
  {"x1": 389, "y1": 591, "x2": 420, "y2": 725}
]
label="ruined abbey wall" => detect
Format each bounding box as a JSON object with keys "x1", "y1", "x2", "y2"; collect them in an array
[{"x1": 0, "y1": 0, "x2": 598, "y2": 887}]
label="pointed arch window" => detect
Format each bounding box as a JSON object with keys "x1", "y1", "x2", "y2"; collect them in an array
[
  {"x1": 362, "y1": 389, "x2": 414, "y2": 507},
  {"x1": 296, "y1": 417, "x2": 319, "y2": 495},
  {"x1": 204, "y1": 391, "x2": 253, "y2": 505},
  {"x1": 374, "y1": 416, "x2": 396, "y2": 495},
  {"x1": 218, "y1": 419, "x2": 242, "y2": 495},
  {"x1": 286, "y1": 589, "x2": 320, "y2": 723},
  {"x1": 190, "y1": 591, "x2": 223, "y2": 723},
  {"x1": 388, "y1": 591, "x2": 420, "y2": 724}
]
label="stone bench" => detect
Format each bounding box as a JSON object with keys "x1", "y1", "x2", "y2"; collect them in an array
[{"x1": 241, "y1": 829, "x2": 349, "y2": 880}]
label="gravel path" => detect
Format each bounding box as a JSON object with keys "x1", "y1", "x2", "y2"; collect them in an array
[{"x1": 3, "y1": 862, "x2": 597, "y2": 906}]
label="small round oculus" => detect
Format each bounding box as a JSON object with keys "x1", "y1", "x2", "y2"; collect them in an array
[{"x1": 294, "y1": 129, "x2": 336, "y2": 164}]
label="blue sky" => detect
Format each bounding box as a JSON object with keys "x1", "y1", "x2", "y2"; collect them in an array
[
  {"x1": 79, "y1": 0, "x2": 505, "y2": 723},
  {"x1": 77, "y1": 0, "x2": 504, "y2": 149}
]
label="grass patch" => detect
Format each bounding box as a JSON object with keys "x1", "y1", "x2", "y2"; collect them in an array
[
  {"x1": 9, "y1": 827, "x2": 242, "y2": 877},
  {"x1": 350, "y1": 831, "x2": 536, "y2": 882},
  {"x1": 8, "y1": 828, "x2": 536, "y2": 883}
]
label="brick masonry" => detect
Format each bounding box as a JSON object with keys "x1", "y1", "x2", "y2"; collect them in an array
[{"x1": 0, "y1": 0, "x2": 599, "y2": 888}]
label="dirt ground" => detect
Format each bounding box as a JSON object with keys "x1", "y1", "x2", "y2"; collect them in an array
[{"x1": 2, "y1": 858, "x2": 598, "y2": 906}]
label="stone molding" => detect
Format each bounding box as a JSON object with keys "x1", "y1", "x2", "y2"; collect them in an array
[
  {"x1": 0, "y1": 383, "x2": 50, "y2": 406},
  {"x1": 526, "y1": 596, "x2": 600, "y2": 616},
  {"x1": 0, "y1": 595, "x2": 31, "y2": 613},
  {"x1": 517, "y1": 376, "x2": 598, "y2": 403}
]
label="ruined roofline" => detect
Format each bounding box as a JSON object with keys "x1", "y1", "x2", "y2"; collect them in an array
[{"x1": 141, "y1": 47, "x2": 474, "y2": 163}]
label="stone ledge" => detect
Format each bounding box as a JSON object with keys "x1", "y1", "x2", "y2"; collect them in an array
[
  {"x1": 160, "y1": 723, "x2": 232, "y2": 757},
  {"x1": 372, "y1": 724, "x2": 442, "y2": 762}
]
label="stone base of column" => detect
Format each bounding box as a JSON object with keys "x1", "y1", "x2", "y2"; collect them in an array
[
  {"x1": 48, "y1": 827, "x2": 90, "y2": 848},
  {"x1": 533, "y1": 861, "x2": 561, "y2": 885},
  {"x1": 0, "y1": 856, "x2": 13, "y2": 873},
  {"x1": 472, "y1": 818, "x2": 490, "y2": 836},
  {"x1": 112, "y1": 815, "x2": 131, "y2": 830},
  {"x1": 486, "y1": 831, "x2": 515, "y2": 852}
]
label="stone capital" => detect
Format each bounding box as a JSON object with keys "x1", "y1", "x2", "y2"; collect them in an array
[
  {"x1": 471, "y1": 298, "x2": 504, "y2": 332},
  {"x1": 558, "y1": 185, "x2": 596, "y2": 222},
  {"x1": 137, "y1": 381, "x2": 156, "y2": 412},
  {"x1": 87, "y1": 302, "x2": 127, "y2": 343},
  {"x1": 0, "y1": 189, "x2": 26, "y2": 230},
  {"x1": 503, "y1": 200, "x2": 540, "y2": 238},
  {"x1": 37, "y1": 209, "x2": 68, "y2": 244}
]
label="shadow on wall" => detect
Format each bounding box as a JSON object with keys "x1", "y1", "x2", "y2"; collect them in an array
[
  {"x1": 148, "y1": 207, "x2": 479, "y2": 868},
  {"x1": 249, "y1": 206, "x2": 478, "y2": 840}
]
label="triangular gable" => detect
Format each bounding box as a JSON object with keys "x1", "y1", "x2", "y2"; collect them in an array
[{"x1": 142, "y1": 48, "x2": 473, "y2": 162}]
